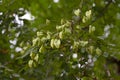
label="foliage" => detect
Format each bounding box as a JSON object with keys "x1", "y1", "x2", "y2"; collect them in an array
[{"x1": 0, "y1": 0, "x2": 120, "y2": 80}]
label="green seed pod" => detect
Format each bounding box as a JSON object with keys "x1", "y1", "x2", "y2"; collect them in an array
[
  {"x1": 54, "y1": 39, "x2": 61, "y2": 48},
  {"x1": 39, "y1": 45, "x2": 45, "y2": 53},
  {"x1": 74, "y1": 9, "x2": 80, "y2": 16},
  {"x1": 50, "y1": 39, "x2": 54, "y2": 48},
  {"x1": 34, "y1": 54, "x2": 39, "y2": 62},
  {"x1": 61, "y1": 19, "x2": 65, "y2": 24},
  {"x1": 41, "y1": 37, "x2": 47, "y2": 42},
  {"x1": 56, "y1": 25, "x2": 65, "y2": 30},
  {"x1": 73, "y1": 41, "x2": 79, "y2": 49},
  {"x1": 46, "y1": 31, "x2": 51, "y2": 39},
  {"x1": 56, "y1": 25, "x2": 60, "y2": 30},
  {"x1": 80, "y1": 41, "x2": 88, "y2": 47},
  {"x1": 82, "y1": 10, "x2": 92, "y2": 23},
  {"x1": 20, "y1": 50, "x2": 24, "y2": 54},
  {"x1": 82, "y1": 16, "x2": 86, "y2": 23},
  {"x1": 64, "y1": 28, "x2": 71, "y2": 34},
  {"x1": 85, "y1": 10, "x2": 92, "y2": 19},
  {"x1": 89, "y1": 25, "x2": 95, "y2": 33},
  {"x1": 37, "y1": 31, "x2": 43, "y2": 37},
  {"x1": 46, "y1": 19, "x2": 50, "y2": 25},
  {"x1": 88, "y1": 46, "x2": 94, "y2": 54},
  {"x1": 65, "y1": 21, "x2": 71, "y2": 27},
  {"x1": 28, "y1": 60, "x2": 33, "y2": 68},
  {"x1": 30, "y1": 52, "x2": 36, "y2": 59},
  {"x1": 96, "y1": 48, "x2": 102, "y2": 55},
  {"x1": 20, "y1": 41, "x2": 24, "y2": 47},
  {"x1": 59, "y1": 31, "x2": 63, "y2": 39},
  {"x1": 32, "y1": 38, "x2": 39, "y2": 46},
  {"x1": 23, "y1": 46, "x2": 27, "y2": 50},
  {"x1": 76, "y1": 25, "x2": 81, "y2": 29}
]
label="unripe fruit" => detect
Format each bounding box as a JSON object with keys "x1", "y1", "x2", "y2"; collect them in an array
[
  {"x1": 74, "y1": 9, "x2": 80, "y2": 16},
  {"x1": 54, "y1": 39, "x2": 61, "y2": 48},
  {"x1": 30, "y1": 52, "x2": 36, "y2": 59},
  {"x1": 59, "y1": 31, "x2": 63, "y2": 39},
  {"x1": 39, "y1": 45, "x2": 45, "y2": 53},
  {"x1": 28, "y1": 60, "x2": 33, "y2": 68},
  {"x1": 50, "y1": 39, "x2": 54, "y2": 48},
  {"x1": 34, "y1": 54, "x2": 39, "y2": 62}
]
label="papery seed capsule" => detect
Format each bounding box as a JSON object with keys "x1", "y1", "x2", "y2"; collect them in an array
[
  {"x1": 54, "y1": 39, "x2": 61, "y2": 48},
  {"x1": 64, "y1": 28, "x2": 71, "y2": 34},
  {"x1": 28, "y1": 60, "x2": 33, "y2": 68},
  {"x1": 65, "y1": 21, "x2": 71, "y2": 27},
  {"x1": 59, "y1": 31, "x2": 63, "y2": 39},
  {"x1": 50, "y1": 39, "x2": 54, "y2": 48},
  {"x1": 85, "y1": 10, "x2": 92, "y2": 19},
  {"x1": 37, "y1": 31, "x2": 43, "y2": 37},
  {"x1": 46, "y1": 19, "x2": 50, "y2": 25},
  {"x1": 89, "y1": 46, "x2": 94, "y2": 54},
  {"x1": 74, "y1": 9, "x2": 80, "y2": 16},
  {"x1": 39, "y1": 45, "x2": 45, "y2": 53},
  {"x1": 82, "y1": 16, "x2": 86, "y2": 23},
  {"x1": 41, "y1": 37, "x2": 47, "y2": 42},
  {"x1": 89, "y1": 25, "x2": 95, "y2": 33},
  {"x1": 34, "y1": 54, "x2": 39, "y2": 62},
  {"x1": 61, "y1": 19, "x2": 65, "y2": 24},
  {"x1": 47, "y1": 31, "x2": 51, "y2": 39},
  {"x1": 32, "y1": 38, "x2": 39, "y2": 46},
  {"x1": 96, "y1": 48, "x2": 102, "y2": 55},
  {"x1": 80, "y1": 41, "x2": 88, "y2": 47},
  {"x1": 30, "y1": 52, "x2": 35, "y2": 59}
]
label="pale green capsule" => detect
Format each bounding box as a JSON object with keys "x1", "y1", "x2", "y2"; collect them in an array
[
  {"x1": 80, "y1": 41, "x2": 88, "y2": 47},
  {"x1": 64, "y1": 28, "x2": 71, "y2": 34},
  {"x1": 85, "y1": 10, "x2": 92, "y2": 19},
  {"x1": 59, "y1": 31, "x2": 63, "y2": 39},
  {"x1": 89, "y1": 25, "x2": 95, "y2": 33},
  {"x1": 96, "y1": 48, "x2": 102, "y2": 55},
  {"x1": 32, "y1": 38, "x2": 39, "y2": 46},
  {"x1": 76, "y1": 25, "x2": 81, "y2": 29},
  {"x1": 30, "y1": 52, "x2": 35, "y2": 59},
  {"x1": 88, "y1": 46, "x2": 94, "y2": 54},
  {"x1": 28, "y1": 60, "x2": 33, "y2": 68},
  {"x1": 56, "y1": 25, "x2": 65, "y2": 30},
  {"x1": 19, "y1": 42, "x2": 24, "y2": 47},
  {"x1": 39, "y1": 45, "x2": 45, "y2": 53},
  {"x1": 65, "y1": 21, "x2": 71, "y2": 27},
  {"x1": 34, "y1": 54, "x2": 39, "y2": 62},
  {"x1": 92, "y1": 26, "x2": 95, "y2": 32},
  {"x1": 54, "y1": 39, "x2": 61, "y2": 48},
  {"x1": 46, "y1": 31, "x2": 51, "y2": 39},
  {"x1": 50, "y1": 39, "x2": 54, "y2": 48},
  {"x1": 37, "y1": 31, "x2": 43, "y2": 37},
  {"x1": 82, "y1": 16, "x2": 86, "y2": 23},
  {"x1": 61, "y1": 19, "x2": 65, "y2": 24},
  {"x1": 73, "y1": 41, "x2": 79, "y2": 49},
  {"x1": 74, "y1": 9, "x2": 80, "y2": 16},
  {"x1": 41, "y1": 37, "x2": 47, "y2": 42},
  {"x1": 46, "y1": 19, "x2": 50, "y2": 25}
]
